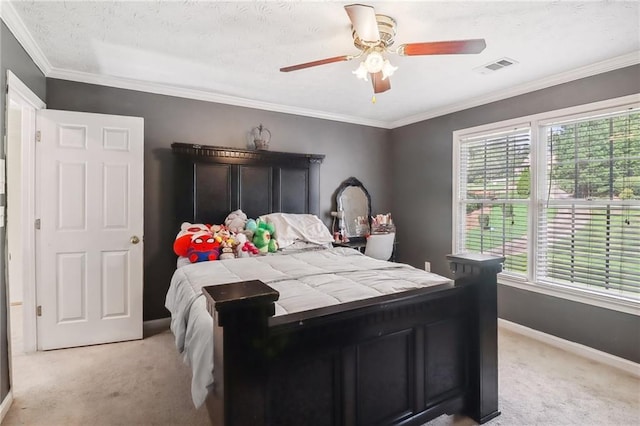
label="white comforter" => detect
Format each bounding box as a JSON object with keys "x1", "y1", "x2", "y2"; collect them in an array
[{"x1": 165, "y1": 247, "x2": 450, "y2": 407}]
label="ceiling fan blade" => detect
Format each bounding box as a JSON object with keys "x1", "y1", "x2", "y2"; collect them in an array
[
  {"x1": 371, "y1": 71, "x2": 390, "y2": 94},
  {"x1": 345, "y1": 4, "x2": 380, "y2": 44},
  {"x1": 398, "y1": 39, "x2": 486, "y2": 56},
  {"x1": 280, "y1": 55, "x2": 352, "y2": 72}
]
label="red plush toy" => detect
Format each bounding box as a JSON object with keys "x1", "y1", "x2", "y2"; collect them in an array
[
  {"x1": 173, "y1": 222, "x2": 211, "y2": 257},
  {"x1": 241, "y1": 241, "x2": 260, "y2": 256},
  {"x1": 186, "y1": 234, "x2": 220, "y2": 263},
  {"x1": 174, "y1": 222, "x2": 221, "y2": 263}
]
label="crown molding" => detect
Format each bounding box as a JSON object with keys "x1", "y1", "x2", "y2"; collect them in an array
[
  {"x1": 47, "y1": 67, "x2": 391, "y2": 129},
  {"x1": 3, "y1": 0, "x2": 637, "y2": 130},
  {"x1": 50, "y1": 51, "x2": 638, "y2": 131},
  {"x1": 0, "y1": 1, "x2": 52, "y2": 75},
  {"x1": 389, "y1": 51, "x2": 640, "y2": 129}
]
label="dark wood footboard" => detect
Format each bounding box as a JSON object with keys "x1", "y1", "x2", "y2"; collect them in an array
[{"x1": 202, "y1": 254, "x2": 503, "y2": 426}]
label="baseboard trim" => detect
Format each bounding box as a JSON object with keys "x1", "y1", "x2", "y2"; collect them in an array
[
  {"x1": 0, "y1": 390, "x2": 13, "y2": 423},
  {"x1": 498, "y1": 318, "x2": 640, "y2": 378},
  {"x1": 143, "y1": 317, "x2": 171, "y2": 330}
]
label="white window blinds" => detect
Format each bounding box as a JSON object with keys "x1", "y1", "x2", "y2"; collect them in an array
[
  {"x1": 538, "y1": 109, "x2": 640, "y2": 296},
  {"x1": 457, "y1": 128, "x2": 531, "y2": 275}
]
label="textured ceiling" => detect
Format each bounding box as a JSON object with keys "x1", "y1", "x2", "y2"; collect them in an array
[{"x1": 5, "y1": 1, "x2": 640, "y2": 128}]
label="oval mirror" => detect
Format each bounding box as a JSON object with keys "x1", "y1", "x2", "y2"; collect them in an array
[{"x1": 335, "y1": 177, "x2": 371, "y2": 240}]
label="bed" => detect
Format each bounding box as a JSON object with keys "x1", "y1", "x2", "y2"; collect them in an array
[{"x1": 168, "y1": 143, "x2": 503, "y2": 426}]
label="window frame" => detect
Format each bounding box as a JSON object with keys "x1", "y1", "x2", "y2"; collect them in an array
[{"x1": 452, "y1": 94, "x2": 640, "y2": 316}]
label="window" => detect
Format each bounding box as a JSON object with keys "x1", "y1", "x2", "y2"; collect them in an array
[
  {"x1": 456, "y1": 127, "x2": 531, "y2": 275},
  {"x1": 539, "y1": 109, "x2": 639, "y2": 296},
  {"x1": 453, "y1": 97, "x2": 640, "y2": 305}
]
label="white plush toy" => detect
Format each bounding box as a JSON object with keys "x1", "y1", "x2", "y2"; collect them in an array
[
  {"x1": 225, "y1": 209, "x2": 248, "y2": 234},
  {"x1": 234, "y1": 233, "x2": 259, "y2": 257}
]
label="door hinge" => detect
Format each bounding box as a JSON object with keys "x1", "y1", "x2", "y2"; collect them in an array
[
  {"x1": 36, "y1": 130, "x2": 41, "y2": 142},
  {"x1": 37, "y1": 306, "x2": 42, "y2": 317},
  {"x1": 35, "y1": 218, "x2": 41, "y2": 229}
]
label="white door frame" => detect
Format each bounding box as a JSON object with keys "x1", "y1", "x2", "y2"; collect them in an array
[{"x1": 6, "y1": 70, "x2": 45, "y2": 353}]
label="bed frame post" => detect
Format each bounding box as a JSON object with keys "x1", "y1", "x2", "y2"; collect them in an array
[
  {"x1": 447, "y1": 253, "x2": 504, "y2": 424},
  {"x1": 202, "y1": 280, "x2": 279, "y2": 426}
]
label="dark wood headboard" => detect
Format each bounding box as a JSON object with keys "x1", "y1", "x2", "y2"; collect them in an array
[{"x1": 171, "y1": 143, "x2": 325, "y2": 225}]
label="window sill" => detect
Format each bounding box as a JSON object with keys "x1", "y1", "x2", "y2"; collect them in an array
[{"x1": 498, "y1": 274, "x2": 640, "y2": 317}]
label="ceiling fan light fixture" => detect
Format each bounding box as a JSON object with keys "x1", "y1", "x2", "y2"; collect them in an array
[
  {"x1": 363, "y1": 51, "x2": 384, "y2": 73},
  {"x1": 381, "y1": 59, "x2": 397, "y2": 80},
  {"x1": 353, "y1": 62, "x2": 369, "y2": 81},
  {"x1": 354, "y1": 50, "x2": 397, "y2": 83}
]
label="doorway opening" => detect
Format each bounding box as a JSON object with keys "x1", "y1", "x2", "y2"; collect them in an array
[
  {"x1": 5, "y1": 71, "x2": 44, "y2": 394},
  {"x1": 7, "y1": 97, "x2": 25, "y2": 362}
]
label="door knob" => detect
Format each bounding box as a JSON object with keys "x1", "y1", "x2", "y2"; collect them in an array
[{"x1": 130, "y1": 236, "x2": 140, "y2": 244}]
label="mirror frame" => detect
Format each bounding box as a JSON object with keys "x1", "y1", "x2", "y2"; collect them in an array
[{"x1": 335, "y1": 177, "x2": 372, "y2": 240}]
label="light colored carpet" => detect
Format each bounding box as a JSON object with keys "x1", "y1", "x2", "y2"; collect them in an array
[
  {"x1": 429, "y1": 327, "x2": 640, "y2": 426},
  {"x1": 3, "y1": 306, "x2": 639, "y2": 426},
  {"x1": 5, "y1": 309, "x2": 209, "y2": 426}
]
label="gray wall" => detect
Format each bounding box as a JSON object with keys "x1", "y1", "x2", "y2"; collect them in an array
[
  {"x1": 390, "y1": 64, "x2": 640, "y2": 362},
  {"x1": 46, "y1": 79, "x2": 392, "y2": 320},
  {"x1": 0, "y1": 19, "x2": 47, "y2": 406}
]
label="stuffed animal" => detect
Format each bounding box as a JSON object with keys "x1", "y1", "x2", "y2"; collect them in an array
[
  {"x1": 219, "y1": 247, "x2": 235, "y2": 260},
  {"x1": 234, "y1": 233, "x2": 259, "y2": 258},
  {"x1": 218, "y1": 233, "x2": 236, "y2": 260},
  {"x1": 244, "y1": 241, "x2": 260, "y2": 256},
  {"x1": 213, "y1": 226, "x2": 233, "y2": 243},
  {"x1": 173, "y1": 222, "x2": 212, "y2": 257},
  {"x1": 252, "y1": 221, "x2": 278, "y2": 253},
  {"x1": 186, "y1": 234, "x2": 220, "y2": 263},
  {"x1": 224, "y1": 209, "x2": 248, "y2": 234},
  {"x1": 243, "y1": 218, "x2": 258, "y2": 240}
]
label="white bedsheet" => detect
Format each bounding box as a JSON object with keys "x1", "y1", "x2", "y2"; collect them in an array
[{"x1": 165, "y1": 247, "x2": 451, "y2": 407}]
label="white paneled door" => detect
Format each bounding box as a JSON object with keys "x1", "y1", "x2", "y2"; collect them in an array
[{"x1": 35, "y1": 110, "x2": 144, "y2": 350}]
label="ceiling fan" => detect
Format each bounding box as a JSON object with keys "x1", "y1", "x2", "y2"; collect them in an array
[{"x1": 280, "y1": 4, "x2": 486, "y2": 95}]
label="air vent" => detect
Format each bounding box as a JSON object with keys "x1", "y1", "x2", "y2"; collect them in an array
[{"x1": 474, "y1": 57, "x2": 518, "y2": 74}]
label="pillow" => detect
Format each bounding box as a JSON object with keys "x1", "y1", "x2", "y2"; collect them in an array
[{"x1": 259, "y1": 213, "x2": 334, "y2": 248}]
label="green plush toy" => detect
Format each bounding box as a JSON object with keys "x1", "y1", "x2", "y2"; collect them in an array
[{"x1": 252, "y1": 221, "x2": 279, "y2": 253}]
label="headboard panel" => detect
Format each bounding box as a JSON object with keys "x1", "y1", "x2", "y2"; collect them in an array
[{"x1": 172, "y1": 143, "x2": 325, "y2": 225}]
